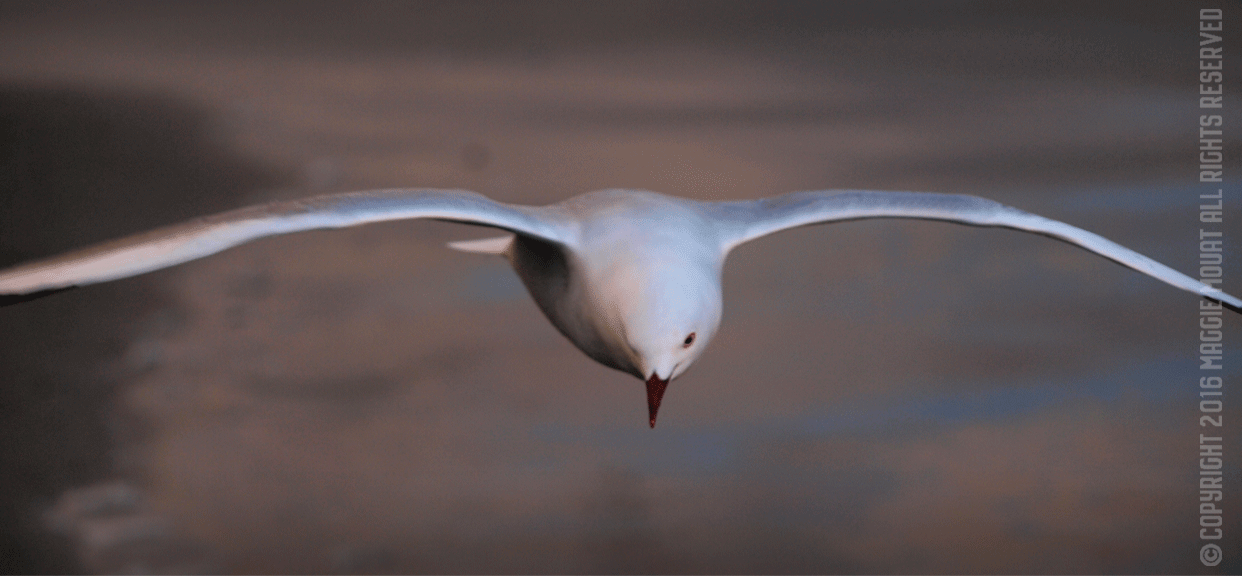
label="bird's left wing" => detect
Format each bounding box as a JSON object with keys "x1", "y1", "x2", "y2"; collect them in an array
[
  {"x1": 0, "y1": 188, "x2": 574, "y2": 295},
  {"x1": 705, "y1": 190, "x2": 1242, "y2": 313}
]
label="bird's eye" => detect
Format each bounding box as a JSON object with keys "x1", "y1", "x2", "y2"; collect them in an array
[{"x1": 682, "y1": 332, "x2": 696, "y2": 347}]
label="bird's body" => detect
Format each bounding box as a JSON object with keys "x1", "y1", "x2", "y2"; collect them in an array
[
  {"x1": 515, "y1": 190, "x2": 723, "y2": 380},
  {"x1": 1, "y1": 187, "x2": 1238, "y2": 426}
]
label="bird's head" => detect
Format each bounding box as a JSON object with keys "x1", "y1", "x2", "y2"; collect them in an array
[{"x1": 602, "y1": 261, "x2": 722, "y2": 428}]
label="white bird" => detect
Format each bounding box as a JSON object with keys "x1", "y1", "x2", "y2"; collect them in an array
[{"x1": 1, "y1": 188, "x2": 1238, "y2": 426}]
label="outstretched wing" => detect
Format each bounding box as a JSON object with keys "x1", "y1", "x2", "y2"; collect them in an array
[
  {"x1": 706, "y1": 190, "x2": 1242, "y2": 313},
  {"x1": 0, "y1": 189, "x2": 573, "y2": 295}
]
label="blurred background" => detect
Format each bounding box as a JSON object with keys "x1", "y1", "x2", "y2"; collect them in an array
[{"x1": 0, "y1": 1, "x2": 1239, "y2": 573}]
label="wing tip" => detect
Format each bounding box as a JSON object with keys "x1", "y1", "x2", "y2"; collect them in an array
[
  {"x1": 0, "y1": 286, "x2": 79, "y2": 308},
  {"x1": 1204, "y1": 295, "x2": 1242, "y2": 315}
]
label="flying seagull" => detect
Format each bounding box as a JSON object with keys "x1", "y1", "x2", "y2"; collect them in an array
[{"x1": 1, "y1": 188, "x2": 1238, "y2": 427}]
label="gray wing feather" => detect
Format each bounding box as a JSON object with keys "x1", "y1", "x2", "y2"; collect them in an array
[
  {"x1": 0, "y1": 189, "x2": 573, "y2": 294},
  {"x1": 707, "y1": 190, "x2": 1242, "y2": 312}
]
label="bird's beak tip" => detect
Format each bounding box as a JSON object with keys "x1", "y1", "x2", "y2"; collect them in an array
[{"x1": 645, "y1": 373, "x2": 669, "y2": 429}]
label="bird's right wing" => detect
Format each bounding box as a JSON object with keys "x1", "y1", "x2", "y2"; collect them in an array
[
  {"x1": 705, "y1": 189, "x2": 1242, "y2": 313},
  {"x1": 0, "y1": 188, "x2": 575, "y2": 295}
]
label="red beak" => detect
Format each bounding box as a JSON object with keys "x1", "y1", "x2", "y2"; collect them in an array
[{"x1": 645, "y1": 373, "x2": 670, "y2": 428}]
